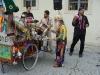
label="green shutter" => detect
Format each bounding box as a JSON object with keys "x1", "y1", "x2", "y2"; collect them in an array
[
  {"x1": 32, "y1": 0, "x2": 36, "y2": 7},
  {"x1": 24, "y1": 0, "x2": 36, "y2": 7},
  {"x1": 24, "y1": 0, "x2": 26, "y2": 7}
]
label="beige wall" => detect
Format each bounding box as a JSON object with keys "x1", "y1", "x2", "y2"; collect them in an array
[{"x1": 15, "y1": 0, "x2": 100, "y2": 46}]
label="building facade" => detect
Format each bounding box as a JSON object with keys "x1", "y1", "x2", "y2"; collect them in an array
[{"x1": 14, "y1": 0, "x2": 100, "y2": 46}]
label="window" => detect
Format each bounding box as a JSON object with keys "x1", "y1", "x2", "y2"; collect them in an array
[
  {"x1": 24, "y1": 0, "x2": 36, "y2": 7},
  {"x1": 68, "y1": 0, "x2": 88, "y2": 10}
]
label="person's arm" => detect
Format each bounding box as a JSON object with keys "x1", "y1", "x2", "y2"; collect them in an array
[
  {"x1": 72, "y1": 16, "x2": 78, "y2": 27},
  {"x1": 85, "y1": 16, "x2": 89, "y2": 27},
  {"x1": 56, "y1": 32, "x2": 63, "y2": 40},
  {"x1": 47, "y1": 18, "x2": 53, "y2": 30},
  {"x1": 63, "y1": 26, "x2": 67, "y2": 40},
  {"x1": 50, "y1": 18, "x2": 53, "y2": 27}
]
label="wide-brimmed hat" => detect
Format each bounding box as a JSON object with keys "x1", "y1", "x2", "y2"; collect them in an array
[{"x1": 54, "y1": 15, "x2": 63, "y2": 20}]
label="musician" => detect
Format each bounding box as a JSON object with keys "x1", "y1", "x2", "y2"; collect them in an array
[
  {"x1": 39, "y1": 10, "x2": 53, "y2": 51},
  {"x1": 53, "y1": 19, "x2": 67, "y2": 67},
  {"x1": 20, "y1": 6, "x2": 34, "y2": 40},
  {"x1": 22, "y1": 5, "x2": 34, "y2": 19}
]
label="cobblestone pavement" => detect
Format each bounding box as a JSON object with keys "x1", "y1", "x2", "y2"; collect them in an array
[{"x1": 0, "y1": 43, "x2": 100, "y2": 75}]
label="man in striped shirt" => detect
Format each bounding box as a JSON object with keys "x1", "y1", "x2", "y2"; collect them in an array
[{"x1": 69, "y1": 7, "x2": 89, "y2": 57}]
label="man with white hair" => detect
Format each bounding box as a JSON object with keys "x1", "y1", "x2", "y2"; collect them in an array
[{"x1": 53, "y1": 17, "x2": 67, "y2": 67}]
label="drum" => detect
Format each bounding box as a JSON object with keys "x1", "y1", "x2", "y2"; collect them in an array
[{"x1": 36, "y1": 24, "x2": 48, "y2": 35}]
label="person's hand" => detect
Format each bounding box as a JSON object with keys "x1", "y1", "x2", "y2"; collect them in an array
[
  {"x1": 86, "y1": 24, "x2": 89, "y2": 27},
  {"x1": 47, "y1": 25, "x2": 51, "y2": 30},
  {"x1": 72, "y1": 16, "x2": 78, "y2": 26}
]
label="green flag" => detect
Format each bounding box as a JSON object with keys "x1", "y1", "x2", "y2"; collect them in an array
[{"x1": 3, "y1": 0, "x2": 19, "y2": 14}]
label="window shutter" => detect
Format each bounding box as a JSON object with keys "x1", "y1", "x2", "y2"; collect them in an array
[{"x1": 32, "y1": 0, "x2": 36, "y2": 7}]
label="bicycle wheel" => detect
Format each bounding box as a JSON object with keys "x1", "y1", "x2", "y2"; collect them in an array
[{"x1": 22, "y1": 44, "x2": 38, "y2": 70}]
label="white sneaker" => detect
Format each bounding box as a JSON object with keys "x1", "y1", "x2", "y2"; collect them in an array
[
  {"x1": 13, "y1": 61, "x2": 17, "y2": 65},
  {"x1": 62, "y1": 64, "x2": 64, "y2": 67}
]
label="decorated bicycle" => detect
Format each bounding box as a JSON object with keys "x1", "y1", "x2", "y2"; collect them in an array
[{"x1": 0, "y1": 0, "x2": 39, "y2": 73}]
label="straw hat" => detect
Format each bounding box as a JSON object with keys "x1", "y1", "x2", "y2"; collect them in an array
[{"x1": 54, "y1": 15, "x2": 63, "y2": 20}]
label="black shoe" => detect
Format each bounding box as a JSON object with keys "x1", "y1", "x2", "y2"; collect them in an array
[
  {"x1": 79, "y1": 54, "x2": 83, "y2": 58},
  {"x1": 69, "y1": 52, "x2": 73, "y2": 56}
]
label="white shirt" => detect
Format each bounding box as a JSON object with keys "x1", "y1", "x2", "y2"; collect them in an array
[{"x1": 40, "y1": 17, "x2": 53, "y2": 27}]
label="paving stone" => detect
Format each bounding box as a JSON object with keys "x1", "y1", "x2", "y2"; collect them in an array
[{"x1": 0, "y1": 43, "x2": 100, "y2": 75}]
